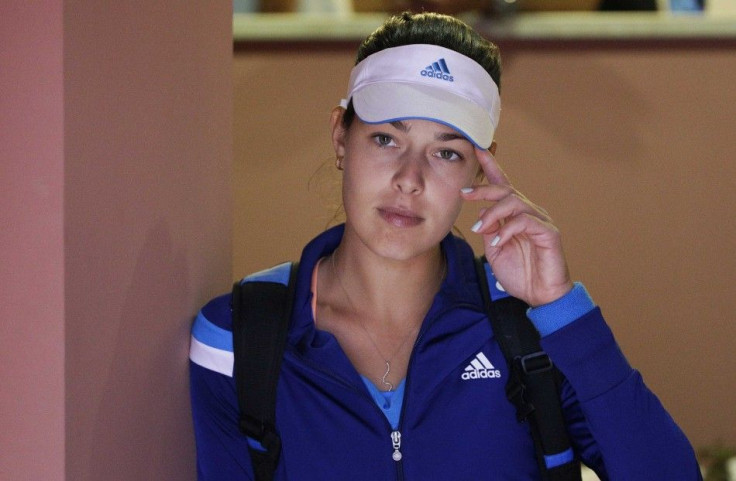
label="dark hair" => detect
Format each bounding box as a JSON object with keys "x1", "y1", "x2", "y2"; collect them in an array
[{"x1": 342, "y1": 11, "x2": 502, "y2": 128}]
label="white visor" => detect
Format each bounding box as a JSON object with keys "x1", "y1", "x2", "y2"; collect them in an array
[{"x1": 340, "y1": 44, "x2": 500, "y2": 149}]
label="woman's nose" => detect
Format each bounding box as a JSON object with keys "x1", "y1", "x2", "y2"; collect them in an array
[{"x1": 392, "y1": 153, "x2": 425, "y2": 195}]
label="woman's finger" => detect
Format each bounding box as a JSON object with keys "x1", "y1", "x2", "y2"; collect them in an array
[
  {"x1": 469, "y1": 191, "x2": 553, "y2": 235},
  {"x1": 460, "y1": 183, "x2": 513, "y2": 202},
  {"x1": 484, "y1": 212, "x2": 561, "y2": 251},
  {"x1": 475, "y1": 147, "x2": 511, "y2": 187}
]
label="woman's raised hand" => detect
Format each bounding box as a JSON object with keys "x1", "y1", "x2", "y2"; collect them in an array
[{"x1": 461, "y1": 147, "x2": 573, "y2": 307}]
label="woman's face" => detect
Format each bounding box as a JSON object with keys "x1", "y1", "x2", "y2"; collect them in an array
[{"x1": 331, "y1": 109, "x2": 481, "y2": 262}]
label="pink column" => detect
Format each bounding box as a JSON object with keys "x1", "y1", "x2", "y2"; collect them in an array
[
  {"x1": 1, "y1": 2, "x2": 232, "y2": 479},
  {"x1": 1, "y1": 3, "x2": 65, "y2": 480}
]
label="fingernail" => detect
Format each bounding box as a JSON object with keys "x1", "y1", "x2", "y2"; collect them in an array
[
  {"x1": 490, "y1": 235, "x2": 501, "y2": 247},
  {"x1": 471, "y1": 220, "x2": 483, "y2": 233},
  {"x1": 461, "y1": 187, "x2": 474, "y2": 194}
]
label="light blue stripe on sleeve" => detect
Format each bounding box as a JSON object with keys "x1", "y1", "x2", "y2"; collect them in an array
[
  {"x1": 544, "y1": 448, "x2": 574, "y2": 468},
  {"x1": 527, "y1": 283, "x2": 595, "y2": 337},
  {"x1": 191, "y1": 311, "x2": 233, "y2": 352},
  {"x1": 242, "y1": 262, "x2": 291, "y2": 286}
]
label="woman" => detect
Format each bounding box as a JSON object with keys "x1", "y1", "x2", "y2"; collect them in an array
[{"x1": 190, "y1": 11, "x2": 701, "y2": 480}]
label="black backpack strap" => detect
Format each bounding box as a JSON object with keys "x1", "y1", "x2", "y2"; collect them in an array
[
  {"x1": 474, "y1": 256, "x2": 581, "y2": 481},
  {"x1": 231, "y1": 261, "x2": 299, "y2": 481}
]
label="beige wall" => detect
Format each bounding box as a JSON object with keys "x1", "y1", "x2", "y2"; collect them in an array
[
  {"x1": 64, "y1": 3, "x2": 233, "y2": 479},
  {"x1": 1, "y1": 2, "x2": 232, "y2": 480},
  {"x1": 234, "y1": 40, "x2": 736, "y2": 449}
]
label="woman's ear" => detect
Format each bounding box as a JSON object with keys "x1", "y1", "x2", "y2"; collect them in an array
[{"x1": 330, "y1": 107, "x2": 347, "y2": 158}]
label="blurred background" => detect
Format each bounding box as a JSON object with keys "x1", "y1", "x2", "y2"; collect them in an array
[{"x1": 231, "y1": 0, "x2": 736, "y2": 476}]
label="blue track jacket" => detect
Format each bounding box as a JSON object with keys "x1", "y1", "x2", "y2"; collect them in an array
[{"x1": 190, "y1": 225, "x2": 701, "y2": 480}]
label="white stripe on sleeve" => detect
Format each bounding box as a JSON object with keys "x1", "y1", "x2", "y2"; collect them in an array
[{"x1": 189, "y1": 335, "x2": 234, "y2": 377}]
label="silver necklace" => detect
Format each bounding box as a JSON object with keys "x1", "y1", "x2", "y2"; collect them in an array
[{"x1": 329, "y1": 249, "x2": 445, "y2": 391}]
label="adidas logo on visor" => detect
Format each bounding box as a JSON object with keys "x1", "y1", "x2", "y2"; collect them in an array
[
  {"x1": 420, "y1": 58, "x2": 454, "y2": 82},
  {"x1": 461, "y1": 352, "x2": 501, "y2": 380}
]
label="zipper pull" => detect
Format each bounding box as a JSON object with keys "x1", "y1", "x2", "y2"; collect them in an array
[{"x1": 390, "y1": 430, "x2": 402, "y2": 462}]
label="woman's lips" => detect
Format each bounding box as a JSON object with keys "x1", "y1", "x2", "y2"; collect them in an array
[{"x1": 377, "y1": 206, "x2": 424, "y2": 227}]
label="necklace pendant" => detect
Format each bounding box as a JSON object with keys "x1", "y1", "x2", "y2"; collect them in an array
[{"x1": 381, "y1": 360, "x2": 393, "y2": 392}]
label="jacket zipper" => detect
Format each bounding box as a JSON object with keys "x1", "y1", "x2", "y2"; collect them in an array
[
  {"x1": 392, "y1": 430, "x2": 404, "y2": 481},
  {"x1": 390, "y1": 303, "x2": 481, "y2": 480},
  {"x1": 391, "y1": 430, "x2": 402, "y2": 461},
  {"x1": 390, "y1": 305, "x2": 456, "y2": 481},
  {"x1": 295, "y1": 303, "x2": 483, "y2": 480},
  {"x1": 294, "y1": 354, "x2": 406, "y2": 478}
]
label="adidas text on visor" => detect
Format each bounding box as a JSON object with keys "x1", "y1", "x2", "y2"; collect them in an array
[{"x1": 339, "y1": 44, "x2": 500, "y2": 149}]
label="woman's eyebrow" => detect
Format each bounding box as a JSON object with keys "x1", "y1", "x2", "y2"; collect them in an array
[{"x1": 436, "y1": 132, "x2": 468, "y2": 142}]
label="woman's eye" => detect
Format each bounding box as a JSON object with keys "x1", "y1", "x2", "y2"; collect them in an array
[
  {"x1": 436, "y1": 149, "x2": 462, "y2": 162},
  {"x1": 373, "y1": 134, "x2": 394, "y2": 147}
]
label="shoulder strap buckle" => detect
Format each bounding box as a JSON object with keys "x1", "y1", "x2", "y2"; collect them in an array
[{"x1": 519, "y1": 351, "x2": 554, "y2": 375}]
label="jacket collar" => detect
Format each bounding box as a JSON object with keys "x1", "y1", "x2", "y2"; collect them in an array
[{"x1": 289, "y1": 224, "x2": 484, "y2": 341}]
